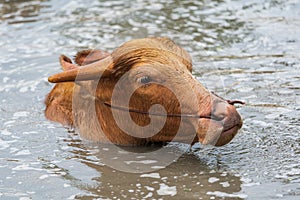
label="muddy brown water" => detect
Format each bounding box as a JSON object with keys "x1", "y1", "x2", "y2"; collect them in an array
[{"x1": 0, "y1": 0, "x2": 299, "y2": 199}]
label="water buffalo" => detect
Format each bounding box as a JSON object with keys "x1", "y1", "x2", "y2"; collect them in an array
[{"x1": 45, "y1": 37, "x2": 243, "y2": 146}]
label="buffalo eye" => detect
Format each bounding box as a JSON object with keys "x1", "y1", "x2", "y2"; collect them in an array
[{"x1": 138, "y1": 76, "x2": 152, "y2": 84}]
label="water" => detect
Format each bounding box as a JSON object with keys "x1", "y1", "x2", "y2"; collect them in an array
[{"x1": 0, "y1": 0, "x2": 299, "y2": 199}]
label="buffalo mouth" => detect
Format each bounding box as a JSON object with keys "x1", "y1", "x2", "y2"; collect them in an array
[{"x1": 214, "y1": 121, "x2": 243, "y2": 146}]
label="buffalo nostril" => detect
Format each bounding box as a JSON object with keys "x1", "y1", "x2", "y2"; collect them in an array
[{"x1": 212, "y1": 102, "x2": 228, "y2": 120}]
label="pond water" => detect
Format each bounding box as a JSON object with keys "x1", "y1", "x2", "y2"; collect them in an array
[{"x1": 0, "y1": 0, "x2": 299, "y2": 199}]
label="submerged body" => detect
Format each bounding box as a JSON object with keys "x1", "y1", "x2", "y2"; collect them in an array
[{"x1": 45, "y1": 37, "x2": 243, "y2": 146}]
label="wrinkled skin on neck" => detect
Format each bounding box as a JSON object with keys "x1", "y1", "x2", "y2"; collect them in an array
[{"x1": 45, "y1": 37, "x2": 243, "y2": 146}]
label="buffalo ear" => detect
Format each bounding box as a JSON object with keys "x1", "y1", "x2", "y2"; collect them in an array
[
  {"x1": 60, "y1": 55, "x2": 78, "y2": 71},
  {"x1": 48, "y1": 55, "x2": 114, "y2": 83},
  {"x1": 59, "y1": 49, "x2": 111, "y2": 71},
  {"x1": 74, "y1": 49, "x2": 110, "y2": 66}
]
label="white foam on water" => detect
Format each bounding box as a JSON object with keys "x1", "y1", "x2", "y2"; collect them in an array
[
  {"x1": 208, "y1": 177, "x2": 220, "y2": 183},
  {"x1": 125, "y1": 160, "x2": 157, "y2": 165},
  {"x1": 242, "y1": 182, "x2": 261, "y2": 187},
  {"x1": 1, "y1": 129, "x2": 12, "y2": 136},
  {"x1": 220, "y1": 181, "x2": 230, "y2": 188},
  {"x1": 144, "y1": 186, "x2": 155, "y2": 191},
  {"x1": 67, "y1": 194, "x2": 77, "y2": 200},
  {"x1": 3, "y1": 77, "x2": 10, "y2": 83},
  {"x1": 12, "y1": 164, "x2": 44, "y2": 171},
  {"x1": 118, "y1": 150, "x2": 129, "y2": 154},
  {"x1": 22, "y1": 131, "x2": 38, "y2": 135},
  {"x1": 15, "y1": 150, "x2": 31, "y2": 156},
  {"x1": 13, "y1": 111, "x2": 30, "y2": 119},
  {"x1": 157, "y1": 183, "x2": 177, "y2": 196},
  {"x1": 143, "y1": 192, "x2": 153, "y2": 198},
  {"x1": 0, "y1": 138, "x2": 15, "y2": 150},
  {"x1": 287, "y1": 168, "x2": 300, "y2": 176},
  {"x1": 151, "y1": 166, "x2": 165, "y2": 169},
  {"x1": 136, "y1": 156, "x2": 146, "y2": 159},
  {"x1": 39, "y1": 175, "x2": 49, "y2": 180},
  {"x1": 207, "y1": 191, "x2": 248, "y2": 199},
  {"x1": 19, "y1": 197, "x2": 31, "y2": 200},
  {"x1": 19, "y1": 87, "x2": 28, "y2": 93},
  {"x1": 3, "y1": 120, "x2": 16, "y2": 126},
  {"x1": 140, "y1": 173, "x2": 160, "y2": 179},
  {"x1": 0, "y1": 79, "x2": 42, "y2": 93}
]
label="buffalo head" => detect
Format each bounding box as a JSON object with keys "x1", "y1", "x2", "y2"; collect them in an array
[{"x1": 45, "y1": 37, "x2": 243, "y2": 146}]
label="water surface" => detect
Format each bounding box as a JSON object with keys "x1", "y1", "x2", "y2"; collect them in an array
[{"x1": 0, "y1": 0, "x2": 299, "y2": 199}]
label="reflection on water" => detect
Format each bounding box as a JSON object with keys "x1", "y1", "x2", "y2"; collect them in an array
[
  {"x1": 0, "y1": 0, "x2": 299, "y2": 199},
  {"x1": 62, "y1": 138, "x2": 244, "y2": 199}
]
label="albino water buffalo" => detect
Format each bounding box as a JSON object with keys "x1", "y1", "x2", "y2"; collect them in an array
[{"x1": 45, "y1": 37, "x2": 243, "y2": 146}]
